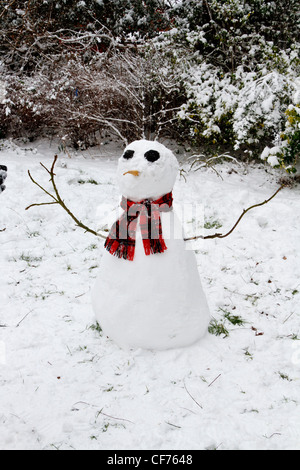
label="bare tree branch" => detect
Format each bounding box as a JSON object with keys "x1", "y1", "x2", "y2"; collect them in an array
[
  {"x1": 0, "y1": 0, "x2": 17, "y2": 20},
  {"x1": 25, "y1": 201, "x2": 59, "y2": 210},
  {"x1": 26, "y1": 155, "x2": 106, "y2": 239},
  {"x1": 184, "y1": 184, "x2": 286, "y2": 241}
]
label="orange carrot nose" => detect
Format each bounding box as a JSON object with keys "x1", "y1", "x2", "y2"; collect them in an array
[{"x1": 123, "y1": 170, "x2": 140, "y2": 176}]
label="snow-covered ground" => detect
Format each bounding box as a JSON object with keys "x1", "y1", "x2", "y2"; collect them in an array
[{"x1": 0, "y1": 138, "x2": 299, "y2": 450}]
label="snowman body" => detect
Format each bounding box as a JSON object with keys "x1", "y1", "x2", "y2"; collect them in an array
[{"x1": 92, "y1": 140, "x2": 210, "y2": 350}]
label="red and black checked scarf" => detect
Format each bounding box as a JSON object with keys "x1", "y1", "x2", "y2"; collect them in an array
[{"x1": 104, "y1": 192, "x2": 173, "y2": 261}]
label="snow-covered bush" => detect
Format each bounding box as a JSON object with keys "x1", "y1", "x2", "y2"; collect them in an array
[
  {"x1": 3, "y1": 57, "x2": 131, "y2": 146},
  {"x1": 2, "y1": 75, "x2": 51, "y2": 142},
  {"x1": 172, "y1": 0, "x2": 299, "y2": 71},
  {"x1": 0, "y1": 0, "x2": 175, "y2": 73},
  {"x1": 159, "y1": 0, "x2": 300, "y2": 156},
  {"x1": 261, "y1": 80, "x2": 300, "y2": 173},
  {"x1": 175, "y1": 44, "x2": 299, "y2": 155},
  {"x1": 3, "y1": 49, "x2": 181, "y2": 147}
]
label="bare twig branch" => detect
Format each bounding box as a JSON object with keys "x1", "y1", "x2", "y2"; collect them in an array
[
  {"x1": 71, "y1": 402, "x2": 134, "y2": 423},
  {"x1": 184, "y1": 184, "x2": 286, "y2": 242},
  {"x1": 183, "y1": 381, "x2": 203, "y2": 409},
  {"x1": 25, "y1": 201, "x2": 58, "y2": 210},
  {"x1": 27, "y1": 168, "x2": 57, "y2": 202},
  {"x1": 165, "y1": 421, "x2": 181, "y2": 429},
  {"x1": 0, "y1": 0, "x2": 17, "y2": 20},
  {"x1": 208, "y1": 374, "x2": 222, "y2": 388},
  {"x1": 97, "y1": 409, "x2": 135, "y2": 425},
  {"x1": 26, "y1": 155, "x2": 106, "y2": 239},
  {"x1": 16, "y1": 309, "x2": 35, "y2": 328}
]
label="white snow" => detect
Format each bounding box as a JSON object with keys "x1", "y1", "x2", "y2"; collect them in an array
[
  {"x1": 0, "y1": 138, "x2": 300, "y2": 450},
  {"x1": 267, "y1": 155, "x2": 280, "y2": 168},
  {"x1": 0, "y1": 80, "x2": 6, "y2": 104}
]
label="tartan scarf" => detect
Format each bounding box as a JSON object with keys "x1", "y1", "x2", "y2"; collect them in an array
[{"x1": 104, "y1": 192, "x2": 173, "y2": 261}]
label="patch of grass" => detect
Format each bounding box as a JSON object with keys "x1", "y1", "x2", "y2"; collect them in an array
[
  {"x1": 208, "y1": 319, "x2": 229, "y2": 337},
  {"x1": 20, "y1": 253, "x2": 43, "y2": 266},
  {"x1": 102, "y1": 423, "x2": 110, "y2": 433},
  {"x1": 78, "y1": 178, "x2": 100, "y2": 185},
  {"x1": 244, "y1": 349, "x2": 253, "y2": 360},
  {"x1": 219, "y1": 308, "x2": 246, "y2": 326},
  {"x1": 244, "y1": 294, "x2": 259, "y2": 305},
  {"x1": 221, "y1": 266, "x2": 230, "y2": 272},
  {"x1": 89, "y1": 322, "x2": 102, "y2": 334},
  {"x1": 292, "y1": 290, "x2": 299, "y2": 295},
  {"x1": 27, "y1": 231, "x2": 40, "y2": 238},
  {"x1": 89, "y1": 264, "x2": 99, "y2": 272},
  {"x1": 282, "y1": 396, "x2": 297, "y2": 405},
  {"x1": 26, "y1": 289, "x2": 64, "y2": 300},
  {"x1": 87, "y1": 243, "x2": 98, "y2": 251},
  {"x1": 278, "y1": 371, "x2": 292, "y2": 382},
  {"x1": 209, "y1": 308, "x2": 246, "y2": 338},
  {"x1": 242, "y1": 408, "x2": 259, "y2": 414},
  {"x1": 204, "y1": 219, "x2": 223, "y2": 230},
  {"x1": 101, "y1": 422, "x2": 125, "y2": 433},
  {"x1": 50, "y1": 443, "x2": 62, "y2": 450}
]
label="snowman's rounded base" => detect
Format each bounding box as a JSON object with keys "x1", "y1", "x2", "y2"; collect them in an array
[
  {"x1": 92, "y1": 232, "x2": 211, "y2": 351},
  {"x1": 95, "y1": 310, "x2": 209, "y2": 351}
]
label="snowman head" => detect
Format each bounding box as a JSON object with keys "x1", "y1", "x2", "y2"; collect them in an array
[{"x1": 117, "y1": 140, "x2": 179, "y2": 201}]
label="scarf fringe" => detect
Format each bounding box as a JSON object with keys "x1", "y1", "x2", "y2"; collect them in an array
[
  {"x1": 105, "y1": 238, "x2": 135, "y2": 261},
  {"x1": 143, "y1": 238, "x2": 167, "y2": 256},
  {"x1": 106, "y1": 238, "x2": 167, "y2": 260}
]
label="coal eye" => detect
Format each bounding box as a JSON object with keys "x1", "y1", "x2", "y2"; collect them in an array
[
  {"x1": 123, "y1": 150, "x2": 134, "y2": 159},
  {"x1": 144, "y1": 150, "x2": 160, "y2": 162}
]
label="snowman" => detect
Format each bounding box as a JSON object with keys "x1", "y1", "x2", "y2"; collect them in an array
[{"x1": 92, "y1": 140, "x2": 210, "y2": 350}]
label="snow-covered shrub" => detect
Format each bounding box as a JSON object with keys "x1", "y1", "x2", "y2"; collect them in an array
[
  {"x1": 1, "y1": 77, "x2": 46, "y2": 141},
  {"x1": 160, "y1": 1, "x2": 300, "y2": 156},
  {"x1": 3, "y1": 49, "x2": 181, "y2": 147},
  {"x1": 172, "y1": 0, "x2": 299, "y2": 72},
  {"x1": 3, "y1": 57, "x2": 130, "y2": 146},
  {"x1": 261, "y1": 80, "x2": 300, "y2": 173},
  {"x1": 177, "y1": 62, "x2": 236, "y2": 147},
  {"x1": 231, "y1": 66, "x2": 297, "y2": 152},
  {"x1": 176, "y1": 48, "x2": 299, "y2": 155},
  {"x1": 0, "y1": 0, "x2": 175, "y2": 73}
]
